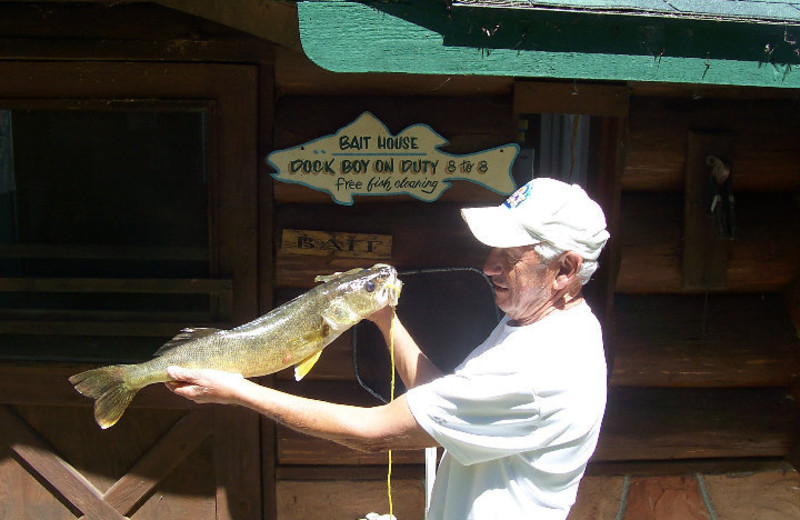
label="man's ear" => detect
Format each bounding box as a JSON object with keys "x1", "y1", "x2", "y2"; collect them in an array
[{"x1": 554, "y1": 252, "x2": 582, "y2": 290}]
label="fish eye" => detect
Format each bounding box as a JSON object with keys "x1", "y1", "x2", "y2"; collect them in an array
[{"x1": 365, "y1": 281, "x2": 376, "y2": 292}]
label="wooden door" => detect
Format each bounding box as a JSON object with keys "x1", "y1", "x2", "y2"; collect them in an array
[{"x1": 0, "y1": 61, "x2": 261, "y2": 519}]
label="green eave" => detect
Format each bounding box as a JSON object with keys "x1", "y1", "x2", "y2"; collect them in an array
[{"x1": 297, "y1": 0, "x2": 800, "y2": 88}]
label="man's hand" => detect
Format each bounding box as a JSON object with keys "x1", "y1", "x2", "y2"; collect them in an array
[
  {"x1": 366, "y1": 304, "x2": 394, "y2": 332},
  {"x1": 165, "y1": 366, "x2": 251, "y2": 406}
]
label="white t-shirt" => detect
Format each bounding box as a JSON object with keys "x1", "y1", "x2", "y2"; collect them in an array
[{"x1": 406, "y1": 302, "x2": 607, "y2": 520}]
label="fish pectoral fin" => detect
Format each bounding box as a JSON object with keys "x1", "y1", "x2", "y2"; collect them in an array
[
  {"x1": 314, "y1": 267, "x2": 363, "y2": 284},
  {"x1": 154, "y1": 327, "x2": 220, "y2": 356},
  {"x1": 321, "y1": 298, "x2": 361, "y2": 331},
  {"x1": 294, "y1": 350, "x2": 323, "y2": 381}
]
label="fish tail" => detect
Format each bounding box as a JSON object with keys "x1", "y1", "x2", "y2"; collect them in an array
[{"x1": 69, "y1": 365, "x2": 138, "y2": 429}]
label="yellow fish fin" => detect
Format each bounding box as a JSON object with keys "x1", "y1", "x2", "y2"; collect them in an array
[
  {"x1": 294, "y1": 350, "x2": 323, "y2": 381},
  {"x1": 314, "y1": 267, "x2": 363, "y2": 284},
  {"x1": 321, "y1": 297, "x2": 361, "y2": 331},
  {"x1": 69, "y1": 365, "x2": 138, "y2": 429}
]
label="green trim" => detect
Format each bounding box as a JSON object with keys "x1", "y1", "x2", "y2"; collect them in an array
[
  {"x1": 453, "y1": 0, "x2": 800, "y2": 25},
  {"x1": 297, "y1": 0, "x2": 800, "y2": 87}
]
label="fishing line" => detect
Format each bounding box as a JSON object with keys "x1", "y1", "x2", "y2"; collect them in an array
[
  {"x1": 387, "y1": 307, "x2": 397, "y2": 518},
  {"x1": 353, "y1": 267, "x2": 499, "y2": 403}
]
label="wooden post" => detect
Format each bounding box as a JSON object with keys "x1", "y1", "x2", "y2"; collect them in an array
[
  {"x1": 682, "y1": 131, "x2": 736, "y2": 290},
  {"x1": 787, "y1": 376, "x2": 800, "y2": 472}
]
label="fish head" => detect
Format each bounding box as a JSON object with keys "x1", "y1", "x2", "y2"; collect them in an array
[{"x1": 334, "y1": 263, "x2": 403, "y2": 316}]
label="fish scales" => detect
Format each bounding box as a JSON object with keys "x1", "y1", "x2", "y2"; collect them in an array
[{"x1": 69, "y1": 263, "x2": 402, "y2": 429}]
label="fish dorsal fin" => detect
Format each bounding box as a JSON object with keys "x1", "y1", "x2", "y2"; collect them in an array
[
  {"x1": 154, "y1": 327, "x2": 220, "y2": 356},
  {"x1": 321, "y1": 298, "x2": 361, "y2": 331},
  {"x1": 314, "y1": 267, "x2": 363, "y2": 284},
  {"x1": 294, "y1": 350, "x2": 323, "y2": 381}
]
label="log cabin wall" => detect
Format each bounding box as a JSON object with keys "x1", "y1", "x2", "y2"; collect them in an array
[
  {"x1": 0, "y1": 2, "x2": 798, "y2": 519},
  {"x1": 582, "y1": 93, "x2": 800, "y2": 519}
]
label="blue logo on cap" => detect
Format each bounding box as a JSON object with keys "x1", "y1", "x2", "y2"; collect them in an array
[{"x1": 503, "y1": 183, "x2": 532, "y2": 209}]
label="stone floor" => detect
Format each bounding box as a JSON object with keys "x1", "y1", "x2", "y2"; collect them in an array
[{"x1": 568, "y1": 468, "x2": 800, "y2": 520}]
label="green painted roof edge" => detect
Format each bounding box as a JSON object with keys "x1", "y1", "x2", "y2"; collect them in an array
[
  {"x1": 297, "y1": 0, "x2": 800, "y2": 88},
  {"x1": 453, "y1": 0, "x2": 800, "y2": 25}
]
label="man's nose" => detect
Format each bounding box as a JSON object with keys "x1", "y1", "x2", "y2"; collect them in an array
[{"x1": 483, "y1": 248, "x2": 504, "y2": 276}]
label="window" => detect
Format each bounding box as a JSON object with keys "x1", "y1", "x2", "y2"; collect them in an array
[{"x1": 0, "y1": 62, "x2": 258, "y2": 363}]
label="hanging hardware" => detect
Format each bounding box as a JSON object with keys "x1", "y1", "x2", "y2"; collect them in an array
[{"x1": 706, "y1": 155, "x2": 736, "y2": 240}]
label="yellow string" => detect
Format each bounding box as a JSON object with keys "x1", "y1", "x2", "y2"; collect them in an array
[{"x1": 387, "y1": 307, "x2": 396, "y2": 519}]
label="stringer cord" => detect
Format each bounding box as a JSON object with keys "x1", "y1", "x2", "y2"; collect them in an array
[{"x1": 387, "y1": 307, "x2": 396, "y2": 518}]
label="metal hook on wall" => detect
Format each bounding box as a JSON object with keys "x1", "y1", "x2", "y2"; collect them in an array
[{"x1": 706, "y1": 155, "x2": 736, "y2": 240}]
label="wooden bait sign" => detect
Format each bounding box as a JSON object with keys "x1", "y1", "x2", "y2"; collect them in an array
[
  {"x1": 267, "y1": 112, "x2": 519, "y2": 205},
  {"x1": 282, "y1": 229, "x2": 392, "y2": 259}
]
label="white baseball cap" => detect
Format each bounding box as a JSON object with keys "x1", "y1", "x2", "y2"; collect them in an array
[{"x1": 461, "y1": 178, "x2": 610, "y2": 261}]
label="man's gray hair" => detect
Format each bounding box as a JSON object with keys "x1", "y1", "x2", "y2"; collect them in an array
[{"x1": 533, "y1": 242, "x2": 598, "y2": 286}]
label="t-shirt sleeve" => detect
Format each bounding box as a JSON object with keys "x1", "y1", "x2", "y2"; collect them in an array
[{"x1": 406, "y1": 370, "x2": 558, "y2": 466}]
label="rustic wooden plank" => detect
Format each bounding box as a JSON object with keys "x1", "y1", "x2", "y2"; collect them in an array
[
  {"x1": 584, "y1": 115, "x2": 625, "y2": 369},
  {"x1": 259, "y1": 63, "x2": 279, "y2": 520},
  {"x1": 0, "y1": 244, "x2": 208, "y2": 261},
  {"x1": 0, "y1": 37, "x2": 271, "y2": 63},
  {"x1": 0, "y1": 365, "x2": 196, "y2": 410},
  {"x1": 276, "y1": 479, "x2": 424, "y2": 520},
  {"x1": 514, "y1": 81, "x2": 629, "y2": 117},
  {"x1": 276, "y1": 464, "x2": 425, "y2": 481},
  {"x1": 277, "y1": 426, "x2": 425, "y2": 466},
  {"x1": 0, "y1": 405, "x2": 127, "y2": 519},
  {"x1": 274, "y1": 380, "x2": 423, "y2": 465},
  {"x1": 611, "y1": 294, "x2": 800, "y2": 387},
  {"x1": 156, "y1": 0, "x2": 301, "y2": 50},
  {"x1": 624, "y1": 97, "x2": 800, "y2": 192},
  {"x1": 275, "y1": 96, "x2": 515, "y2": 152},
  {"x1": 616, "y1": 192, "x2": 800, "y2": 293},
  {"x1": 277, "y1": 191, "x2": 797, "y2": 294},
  {"x1": 785, "y1": 278, "x2": 800, "y2": 337},
  {"x1": 0, "y1": 277, "x2": 232, "y2": 293},
  {"x1": 594, "y1": 387, "x2": 797, "y2": 462},
  {"x1": 1, "y1": 320, "x2": 228, "y2": 337},
  {"x1": 275, "y1": 384, "x2": 797, "y2": 465},
  {"x1": 103, "y1": 410, "x2": 214, "y2": 516},
  {"x1": 214, "y1": 407, "x2": 261, "y2": 520},
  {"x1": 281, "y1": 229, "x2": 392, "y2": 260},
  {"x1": 682, "y1": 131, "x2": 736, "y2": 290},
  {"x1": 0, "y1": 2, "x2": 257, "y2": 41},
  {"x1": 0, "y1": 309, "x2": 217, "y2": 326}
]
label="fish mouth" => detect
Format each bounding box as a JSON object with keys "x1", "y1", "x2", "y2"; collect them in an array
[
  {"x1": 386, "y1": 279, "x2": 402, "y2": 306},
  {"x1": 374, "y1": 264, "x2": 402, "y2": 307},
  {"x1": 385, "y1": 273, "x2": 403, "y2": 307}
]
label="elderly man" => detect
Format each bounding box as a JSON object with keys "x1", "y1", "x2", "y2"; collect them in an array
[{"x1": 167, "y1": 177, "x2": 610, "y2": 520}]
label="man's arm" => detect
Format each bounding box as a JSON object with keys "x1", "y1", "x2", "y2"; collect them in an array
[
  {"x1": 166, "y1": 366, "x2": 437, "y2": 453},
  {"x1": 368, "y1": 307, "x2": 443, "y2": 389}
]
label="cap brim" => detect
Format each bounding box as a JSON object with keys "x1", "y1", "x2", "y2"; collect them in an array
[{"x1": 460, "y1": 207, "x2": 539, "y2": 248}]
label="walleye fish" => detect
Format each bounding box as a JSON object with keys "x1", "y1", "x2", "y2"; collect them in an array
[{"x1": 70, "y1": 263, "x2": 402, "y2": 429}]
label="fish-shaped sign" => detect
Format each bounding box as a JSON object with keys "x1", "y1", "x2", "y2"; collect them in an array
[{"x1": 267, "y1": 111, "x2": 519, "y2": 205}]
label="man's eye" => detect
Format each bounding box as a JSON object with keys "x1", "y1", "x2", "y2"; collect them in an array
[{"x1": 365, "y1": 281, "x2": 376, "y2": 292}]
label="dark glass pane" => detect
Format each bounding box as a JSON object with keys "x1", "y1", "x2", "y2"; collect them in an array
[{"x1": 0, "y1": 108, "x2": 212, "y2": 361}]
